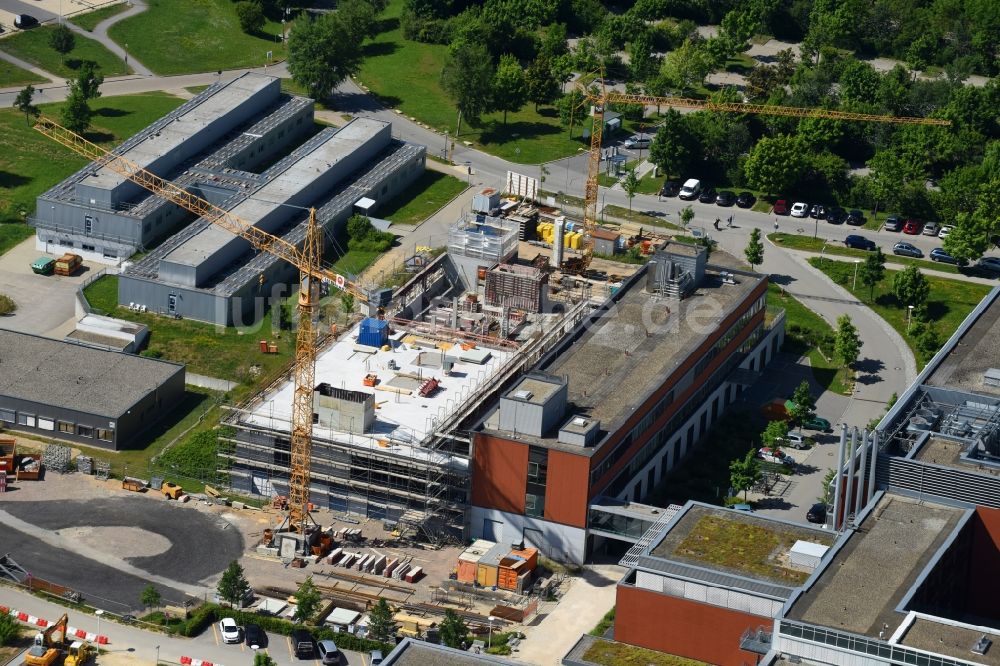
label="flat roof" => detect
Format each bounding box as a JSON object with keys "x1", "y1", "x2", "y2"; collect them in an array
[
  {"x1": 0, "y1": 330, "x2": 183, "y2": 418},
  {"x1": 925, "y1": 288, "x2": 1000, "y2": 397},
  {"x1": 240, "y1": 322, "x2": 515, "y2": 465},
  {"x1": 898, "y1": 617, "x2": 1000, "y2": 666},
  {"x1": 505, "y1": 375, "x2": 562, "y2": 405},
  {"x1": 787, "y1": 493, "x2": 968, "y2": 637},
  {"x1": 649, "y1": 504, "x2": 834, "y2": 587},
  {"x1": 164, "y1": 118, "x2": 388, "y2": 268},
  {"x1": 87, "y1": 73, "x2": 276, "y2": 192},
  {"x1": 384, "y1": 639, "x2": 518, "y2": 665}
]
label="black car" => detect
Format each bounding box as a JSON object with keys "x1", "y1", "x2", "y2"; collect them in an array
[
  {"x1": 809, "y1": 204, "x2": 826, "y2": 219},
  {"x1": 892, "y1": 241, "x2": 923, "y2": 258},
  {"x1": 698, "y1": 187, "x2": 717, "y2": 204},
  {"x1": 715, "y1": 190, "x2": 736, "y2": 206},
  {"x1": 13, "y1": 14, "x2": 37, "y2": 29},
  {"x1": 845, "y1": 234, "x2": 877, "y2": 250},
  {"x1": 884, "y1": 215, "x2": 903, "y2": 232},
  {"x1": 806, "y1": 502, "x2": 827, "y2": 524},
  {"x1": 244, "y1": 623, "x2": 266, "y2": 650},
  {"x1": 291, "y1": 629, "x2": 315, "y2": 659},
  {"x1": 826, "y1": 207, "x2": 847, "y2": 224},
  {"x1": 846, "y1": 209, "x2": 866, "y2": 226},
  {"x1": 660, "y1": 181, "x2": 679, "y2": 197},
  {"x1": 736, "y1": 191, "x2": 756, "y2": 208}
]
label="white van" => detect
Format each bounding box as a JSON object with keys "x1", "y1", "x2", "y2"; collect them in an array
[
  {"x1": 678, "y1": 178, "x2": 702, "y2": 200},
  {"x1": 623, "y1": 134, "x2": 652, "y2": 149}
]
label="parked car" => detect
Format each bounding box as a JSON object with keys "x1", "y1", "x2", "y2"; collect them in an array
[
  {"x1": 244, "y1": 624, "x2": 266, "y2": 650},
  {"x1": 759, "y1": 446, "x2": 795, "y2": 466},
  {"x1": 370, "y1": 650, "x2": 385, "y2": 666},
  {"x1": 938, "y1": 225, "x2": 955, "y2": 238},
  {"x1": 846, "y1": 209, "x2": 865, "y2": 226},
  {"x1": 773, "y1": 199, "x2": 789, "y2": 215},
  {"x1": 13, "y1": 14, "x2": 37, "y2": 29},
  {"x1": 219, "y1": 618, "x2": 241, "y2": 645},
  {"x1": 678, "y1": 178, "x2": 701, "y2": 200},
  {"x1": 30, "y1": 257, "x2": 55, "y2": 275},
  {"x1": 807, "y1": 503, "x2": 828, "y2": 524},
  {"x1": 930, "y1": 247, "x2": 963, "y2": 264},
  {"x1": 731, "y1": 503, "x2": 755, "y2": 513},
  {"x1": 317, "y1": 639, "x2": 341, "y2": 665},
  {"x1": 976, "y1": 257, "x2": 1000, "y2": 274},
  {"x1": 736, "y1": 191, "x2": 756, "y2": 208},
  {"x1": 884, "y1": 215, "x2": 903, "y2": 232},
  {"x1": 790, "y1": 202, "x2": 809, "y2": 218},
  {"x1": 291, "y1": 629, "x2": 316, "y2": 659},
  {"x1": 716, "y1": 190, "x2": 736, "y2": 206},
  {"x1": 809, "y1": 204, "x2": 826, "y2": 219},
  {"x1": 845, "y1": 234, "x2": 877, "y2": 250},
  {"x1": 623, "y1": 134, "x2": 652, "y2": 149},
  {"x1": 803, "y1": 415, "x2": 831, "y2": 432},
  {"x1": 893, "y1": 241, "x2": 923, "y2": 258},
  {"x1": 779, "y1": 433, "x2": 808, "y2": 449},
  {"x1": 660, "y1": 181, "x2": 679, "y2": 197},
  {"x1": 923, "y1": 221, "x2": 940, "y2": 236},
  {"x1": 903, "y1": 218, "x2": 923, "y2": 234},
  {"x1": 826, "y1": 207, "x2": 847, "y2": 224},
  {"x1": 699, "y1": 187, "x2": 718, "y2": 204}
]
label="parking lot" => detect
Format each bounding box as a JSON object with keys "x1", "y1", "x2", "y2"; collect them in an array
[{"x1": 0, "y1": 0, "x2": 115, "y2": 31}]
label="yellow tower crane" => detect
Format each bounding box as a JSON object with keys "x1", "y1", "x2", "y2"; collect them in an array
[
  {"x1": 34, "y1": 116, "x2": 368, "y2": 537},
  {"x1": 572, "y1": 82, "x2": 952, "y2": 271}
]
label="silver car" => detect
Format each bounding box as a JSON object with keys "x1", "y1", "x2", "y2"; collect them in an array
[{"x1": 923, "y1": 221, "x2": 940, "y2": 236}]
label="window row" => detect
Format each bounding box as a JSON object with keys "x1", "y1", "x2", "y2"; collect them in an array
[{"x1": 0, "y1": 409, "x2": 111, "y2": 441}]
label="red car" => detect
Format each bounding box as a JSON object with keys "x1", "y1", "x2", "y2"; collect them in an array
[
  {"x1": 773, "y1": 200, "x2": 789, "y2": 215},
  {"x1": 903, "y1": 219, "x2": 923, "y2": 234}
]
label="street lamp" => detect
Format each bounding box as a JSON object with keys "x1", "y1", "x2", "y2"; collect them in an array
[
  {"x1": 813, "y1": 214, "x2": 819, "y2": 239},
  {"x1": 155, "y1": 645, "x2": 160, "y2": 665},
  {"x1": 95, "y1": 610, "x2": 104, "y2": 638},
  {"x1": 852, "y1": 258, "x2": 862, "y2": 291},
  {"x1": 907, "y1": 305, "x2": 915, "y2": 332},
  {"x1": 488, "y1": 616, "x2": 497, "y2": 648},
  {"x1": 124, "y1": 43, "x2": 128, "y2": 67}
]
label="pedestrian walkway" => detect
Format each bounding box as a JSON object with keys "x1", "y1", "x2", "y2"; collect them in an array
[
  {"x1": 82, "y1": 0, "x2": 155, "y2": 77},
  {"x1": 0, "y1": 51, "x2": 56, "y2": 84}
]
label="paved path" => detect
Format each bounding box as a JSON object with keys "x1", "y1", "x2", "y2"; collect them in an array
[
  {"x1": 186, "y1": 373, "x2": 237, "y2": 392},
  {"x1": 0, "y1": 49, "x2": 55, "y2": 83},
  {"x1": 78, "y1": 0, "x2": 154, "y2": 77}
]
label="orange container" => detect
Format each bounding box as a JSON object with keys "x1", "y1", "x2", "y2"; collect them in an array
[{"x1": 259, "y1": 340, "x2": 268, "y2": 353}]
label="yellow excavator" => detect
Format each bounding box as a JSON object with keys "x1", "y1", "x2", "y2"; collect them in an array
[
  {"x1": 64, "y1": 640, "x2": 96, "y2": 666},
  {"x1": 23, "y1": 613, "x2": 67, "y2": 666}
]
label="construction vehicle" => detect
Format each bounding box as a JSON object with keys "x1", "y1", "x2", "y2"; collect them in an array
[
  {"x1": 34, "y1": 116, "x2": 368, "y2": 541},
  {"x1": 567, "y1": 79, "x2": 952, "y2": 273},
  {"x1": 161, "y1": 481, "x2": 184, "y2": 500},
  {"x1": 23, "y1": 613, "x2": 67, "y2": 666},
  {"x1": 64, "y1": 641, "x2": 95, "y2": 666}
]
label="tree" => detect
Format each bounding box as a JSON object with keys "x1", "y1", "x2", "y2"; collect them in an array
[
  {"x1": 0, "y1": 612, "x2": 18, "y2": 647},
  {"x1": 60, "y1": 84, "x2": 92, "y2": 135},
  {"x1": 761, "y1": 419, "x2": 790, "y2": 448},
  {"x1": 217, "y1": 560, "x2": 251, "y2": 608},
  {"x1": 649, "y1": 109, "x2": 696, "y2": 178},
  {"x1": 659, "y1": 38, "x2": 711, "y2": 94},
  {"x1": 340, "y1": 292, "x2": 355, "y2": 314},
  {"x1": 744, "y1": 135, "x2": 804, "y2": 195},
  {"x1": 294, "y1": 576, "x2": 321, "y2": 623},
  {"x1": 788, "y1": 380, "x2": 816, "y2": 434},
  {"x1": 892, "y1": 265, "x2": 930, "y2": 309},
  {"x1": 253, "y1": 654, "x2": 277, "y2": 666},
  {"x1": 680, "y1": 205, "x2": 694, "y2": 227},
  {"x1": 834, "y1": 314, "x2": 862, "y2": 368},
  {"x1": 524, "y1": 56, "x2": 560, "y2": 111},
  {"x1": 729, "y1": 449, "x2": 761, "y2": 500},
  {"x1": 49, "y1": 23, "x2": 75, "y2": 59},
  {"x1": 14, "y1": 85, "x2": 38, "y2": 125},
  {"x1": 75, "y1": 60, "x2": 104, "y2": 101},
  {"x1": 289, "y1": 12, "x2": 366, "y2": 101},
  {"x1": 140, "y1": 584, "x2": 161, "y2": 611},
  {"x1": 557, "y1": 89, "x2": 584, "y2": 134},
  {"x1": 368, "y1": 598, "x2": 395, "y2": 642},
  {"x1": 0, "y1": 294, "x2": 15, "y2": 316},
  {"x1": 439, "y1": 609, "x2": 468, "y2": 649},
  {"x1": 866, "y1": 149, "x2": 908, "y2": 218},
  {"x1": 440, "y1": 40, "x2": 493, "y2": 136},
  {"x1": 858, "y1": 247, "x2": 885, "y2": 302},
  {"x1": 491, "y1": 54, "x2": 526, "y2": 125},
  {"x1": 944, "y1": 180, "x2": 1000, "y2": 263},
  {"x1": 622, "y1": 168, "x2": 639, "y2": 215},
  {"x1": 236, "y1": 0, "x2": 266, "y2": 34},
  {"x1": 744, "y1": 227, "x2": 764, "y2": 270},
  {"x1": 337, "y1": 0, "x2": 380, "y2": 41}
]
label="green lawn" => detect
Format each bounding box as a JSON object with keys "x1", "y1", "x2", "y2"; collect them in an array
[
  {"x1": 602, "y1": 204, "x2": 682, "y2": 230},
  {"x1": 0, "y1": 25, "x2": 130, "y2": 78},
  {"x1": 0, "y1": 59, "x2": 45, "y2": 88},
  {"x1": 583, "y1": 638, "x2": 709, "y2": 666},
  {"x1": 0, "y1": 92, "x2": 185, "y2": 246},
  {"x1": 379, "y1": 170, "x2": 467, "y2": 225},
  {"x1": 83, "y1": 275, "x2": 296, "y2": 384},
  {"x1": 809, "y1": 258, "x2": 991, "y2": 364},
  {"x1": 332, "y1": 248, "x2": 381, "y2": 276},
  {"x1": 768, "y1": 232, "x2": 960, "y2": 274},
  {"x1": 636, "y1": 170, "x2": 663, "y2": 195},
  {"x1": 70, "y1": 2, "x2": 131, "y2": 31},
  {"x1": 358, "y1": 0, "x2": 586, "y2": 163},
  {"x1": 767, "y1": 283, "x2": 852, "y2": 394},
  {"x1": 108, "y1": 0, "x2": 289, "y2": 75}
]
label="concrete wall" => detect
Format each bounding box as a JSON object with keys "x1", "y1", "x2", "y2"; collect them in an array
[{"x1": 469, "y1": 505, "x2": 587, "y2": 564}]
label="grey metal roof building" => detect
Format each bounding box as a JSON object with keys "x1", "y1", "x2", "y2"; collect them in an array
[
  {"x1": 32, "y1": 74, "x2": 315, "y2": 263},
  {"x1": 0, "y1": 330, "x2": 185, "y2": 450}
]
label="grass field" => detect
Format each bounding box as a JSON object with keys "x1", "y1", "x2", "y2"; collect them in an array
[
  {"x1": 768, "y1": 232, "x2": 960, "y2": 274},
  {"x1": 379, "y1": 170, "x2": 467, "y2": 225},
  {"x1": 0, "y1": 25, "x2": 130, "y2": 78},
  {"x1": 809, "y1": 258, "x2": 991, "y2": 364},
  {"x1": 602, "y1": 205, "x2": 682, "y2": 230},
  {"x1": 0, "y1": 59, "x2": 46, "y2": 87},
  {"x1": 0, "y1": 92, "x2": 185, "y2": 251},
  {"x1": 71, "y1": 2, "x2": 131, "y2": 31},
  {"x1": 331, "y1": 248, "x2": 381, "y2": 276},
  {"x1": 108, "y1": 0, "x2": 289, "y2": 75},
  {"x1": 357, "y1": 0, "x2": 588, "y2": 163},
  {"x1": 583, "y1": 638, "x2": 708, "y2": 666}
]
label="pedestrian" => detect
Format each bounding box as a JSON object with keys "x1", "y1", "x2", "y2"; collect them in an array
[
  {"x1": 774, "y1": 218, "x2": 779, "y2": 232},
  {"x1": 728, "y1": 215, "x2": 733, "y2": 227}
]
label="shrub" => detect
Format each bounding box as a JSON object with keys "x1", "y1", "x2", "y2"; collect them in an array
[
  {"x1": 0, "y1": 294, "x2": 16, "y2": 315},
  {"x1": 0, "y1": 612, "x2": 19, "y2": 646}
]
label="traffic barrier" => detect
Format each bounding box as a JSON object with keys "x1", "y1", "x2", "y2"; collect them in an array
[
  {"x1": 17, "y1": 612, "x2": 27, "y2": 621},
  {"x1": 180, "y1": 657, "x2": 222, "y2": 666},
  {"x1": 75, "y1": 629, "x2": 87, "y2": 638},
  {"x1": 36, "y1": 618, "x2": 48, "y2": 627},
  {"x1": 5, "y1": 609, "x2": 110, "y2": 646},
  {"x1": 0, "y1": 606, "x2": 8, "y2": 615},
  {"x1": 97, "y1": 635, "x2": 109, "y2": 645}
]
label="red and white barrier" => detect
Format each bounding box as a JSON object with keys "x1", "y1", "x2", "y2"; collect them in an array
[
  {"x1": 180, "y1": 657, "x2": 223, "y2": 666},
  {"x1": 0, "y1": 606, "x2": 109, "y2": 645}
]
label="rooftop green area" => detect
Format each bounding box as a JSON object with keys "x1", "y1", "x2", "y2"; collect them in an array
[
  {"x1": 582, "y1": 637, "x2": 710, "y2": 666},
  {"x1": 379, "y1": 170, "x2": 467, "y2": 225},
  {"x1": 0, "y1": 24, "x2": 130, "y2": 78},
  {"x1": 70, "y1": 2, "x2": 131, "y2": 32},
  {"x1": 655, "y1": 508, "x2": 834, "y2": 586},
  {"x1": 108, "y1": 0, "x2": 289, "y2": 75}
]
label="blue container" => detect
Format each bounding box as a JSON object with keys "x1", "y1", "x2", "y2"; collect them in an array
[{"x1": 358, "y1": 318, "x2": 389, "y2": 348}]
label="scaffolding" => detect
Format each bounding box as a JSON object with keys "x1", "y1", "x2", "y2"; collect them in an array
[{"x1": 41, "y1": 444, "x2": 72, "y2": 474}]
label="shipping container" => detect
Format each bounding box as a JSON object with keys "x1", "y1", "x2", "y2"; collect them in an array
[{"x1": 54, "y1": 253, "x2": 82, "y2": 276}]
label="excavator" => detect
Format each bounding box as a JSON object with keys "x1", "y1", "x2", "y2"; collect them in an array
[
  {"x1": 23, "y1": 613, "x2": 67, "y2": 666},
  {"x1": 64, "y1": 640, "x2": 95, "y2": 666}
]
